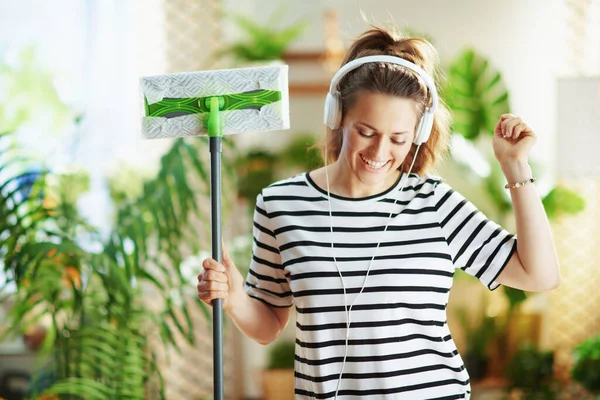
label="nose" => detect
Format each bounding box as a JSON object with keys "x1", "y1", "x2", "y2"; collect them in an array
[{"x1": 371, "y1": 135, "x2": 389, "y2": 160}]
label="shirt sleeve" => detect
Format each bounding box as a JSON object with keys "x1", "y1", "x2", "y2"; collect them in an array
[
  {"x1": 244, "y1": 192, "x2": 293, "y2": 308},
  {"x1": 434, "y1": 180, "x2": 517, "y2": 291}
]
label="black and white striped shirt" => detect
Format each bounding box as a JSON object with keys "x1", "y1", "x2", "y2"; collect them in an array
[{"x1": 245, "y1": 172, "x2": 516, "y2": 399}]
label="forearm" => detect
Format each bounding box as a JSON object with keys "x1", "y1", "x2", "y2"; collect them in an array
[
  {"x1": 502, "y1": 160, "x2": 561, "y2": 290},
  {"x1": 225, "y1": 293, "x2": 286, "y2": 345}
]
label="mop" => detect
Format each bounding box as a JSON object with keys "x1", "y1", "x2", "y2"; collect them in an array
[{"x1": 139, "y1": 64, "x2": 290, "y2": 400}]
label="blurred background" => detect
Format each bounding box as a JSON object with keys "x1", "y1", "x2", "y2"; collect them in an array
[{"x1": 0, "y1": 0, "x2": 599, "y2": 399}]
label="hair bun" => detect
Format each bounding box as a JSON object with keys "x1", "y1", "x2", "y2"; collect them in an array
[{"x1": 341, "y1": 27, "x2": 439, "y2": 81}]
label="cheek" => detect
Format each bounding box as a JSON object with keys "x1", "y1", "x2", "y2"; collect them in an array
[
  {"x1": 394, "y1": 146, "x2": 413, "y2": 162},
  {"x1": 342, "y1": 132, "x2": 364, "y2": 152}
]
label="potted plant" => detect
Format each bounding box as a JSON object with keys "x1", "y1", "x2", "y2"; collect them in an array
[
  {"x1": 571, "y1": 333, "x2": 600, "y2": 397},
  {"x1": 217, "y1": 7, "x2": 308, "y2": 64},
  {"x1": 505, "y1": 345, "x2": 558, "y2": 399},
  {"x1": 262, "y1": 339, "x2": 295, "y2": 400},
  {"x1": 457, "y1": 307, "x2": 497, "y2": 380}
]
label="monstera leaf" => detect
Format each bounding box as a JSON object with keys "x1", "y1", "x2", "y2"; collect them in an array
[{"x1": 445, "y1": 48, "x2": 510, "y2": 140}]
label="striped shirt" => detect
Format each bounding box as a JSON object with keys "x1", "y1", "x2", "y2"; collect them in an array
[{"x1": 245, "y1": 172, "x2": 516, "y2": 399}]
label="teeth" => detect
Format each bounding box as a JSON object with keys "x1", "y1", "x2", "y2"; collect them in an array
[{"x1": 361, "y1": 155, "x2": 387, "y2": 169}]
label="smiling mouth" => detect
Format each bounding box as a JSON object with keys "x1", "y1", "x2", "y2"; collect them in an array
[{"x1": 360, "y1": 154, "x2": 390, "y2": 170}]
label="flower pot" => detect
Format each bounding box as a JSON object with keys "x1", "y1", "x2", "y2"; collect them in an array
[{"x1": 262, "y1": 368, "x2": 294, "y2": 400}]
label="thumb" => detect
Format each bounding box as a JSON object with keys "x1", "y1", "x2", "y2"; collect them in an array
[
  {"x1": 221, "y1": 240, "x2": 236, "y2": 270},
  {"x1": 221, "y1": 241, "x2": 245, "y2": 289}
]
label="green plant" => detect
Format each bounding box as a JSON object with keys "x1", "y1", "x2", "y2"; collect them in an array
[
  {"x1": 266, "y1": 340, "x2": 295, "y2": 370},
  {"x1": 505, "y1": 345, "x2": 558, "y2": 400},
  {"x1": 0, "y1": 47, "x2": 236, "y2": 400},
  {"x1": 445, "y1": 48, "x2": 510, "y2": 141},
  {"x1": 218, "y1": 7, "x2": 308, "y2": 62},
  {"x1": 279, "y1": 133, "x2": 323, "y2": 172},
  {"x1": 458, "y1": 311, "x2": 497, "y2": 358},
  {"x1": 236, "y1": 148, "x2": 277, "y2": 204},
  {"x1": 456, "y1": 305, "x2": 498, "y2": 380},
  {"x1": 571, "y1": 333, "x2": 600, "y2": 394}
]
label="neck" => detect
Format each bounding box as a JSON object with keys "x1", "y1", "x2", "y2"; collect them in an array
[{"x1": 326, "y1": 159, "x2": 401, "y2": 198}]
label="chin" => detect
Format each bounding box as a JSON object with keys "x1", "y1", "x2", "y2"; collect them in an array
[{"x1": 357, "y1": 167, "x2": 396, "y2": 186}]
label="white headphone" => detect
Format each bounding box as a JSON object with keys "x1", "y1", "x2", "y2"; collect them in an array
[{"x1": 323, "y1": 55, "x2": 439, "y2": 145}]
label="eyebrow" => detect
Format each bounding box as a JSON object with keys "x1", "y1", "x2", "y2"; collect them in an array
[{"x1": 357, "y1": 121, "x2": 410, "y2": 135}]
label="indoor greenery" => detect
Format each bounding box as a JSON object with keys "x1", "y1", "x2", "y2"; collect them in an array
[
  {"x1": 505, "y1": 345, "x2": 557, "y2": 400},
  {"x1": 456, "y1": 306, "x2": 497, "y2": 380},
  {"x1": 217, "y1": 6, "x2": 308, "y2": 62},
  {"x1": 266, "y1": 340, "x2": 295, "y2": 370},
  {"x1": 0, "y1": 47, "x2": 235, "y2": 400},
  {"x1": 236, "y1": 132, "x2": 322, "y2": 205},
  {"x1": 571, "y1": 333, "x2": 600, "y2": 395}
]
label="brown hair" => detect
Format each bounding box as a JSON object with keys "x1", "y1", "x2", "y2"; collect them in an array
[{"x1": 323, "y1": 26, "x2": 451, "y2": 176}]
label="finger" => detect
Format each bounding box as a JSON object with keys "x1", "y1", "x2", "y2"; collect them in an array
[
  {"x1": 197, "y1": 290, "x2": 228, "y2": 304},
  {"x1": 495, "y1": 114, "x2": 512, "y2": 135},
  {"x1": 504, "y1": 118, "x2": 522, "y2": 138},
  {"x1": 202, "y1": 257, "x2": 226, "y2": 272},
  {"x1": 512, "y1": 122, "x2": 530, "y2": 139},
  {"x1": 197, "y1": 279, "x2": 229, "y2": 293},
  {"x1": 222, "y1": 241, "x2": 234, "y2": 267},
  {"x1": 202, "y1": 269, "x2": 229, "y2": 284},
  {"x1": 500, "y1": 117, "x2": 513, "y2": 136}
]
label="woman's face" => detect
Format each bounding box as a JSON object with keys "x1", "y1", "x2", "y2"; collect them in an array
[{"x1": 338, "y1": 91, "x2": 419, "y2": 192}]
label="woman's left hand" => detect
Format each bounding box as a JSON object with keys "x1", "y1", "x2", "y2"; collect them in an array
[{"x1": 492, "y1": 114, "x2": 537, "y2": 165}]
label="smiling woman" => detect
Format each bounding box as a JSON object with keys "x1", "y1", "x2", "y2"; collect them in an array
[{"x1": 197, "y1": 25, "x2": 561, "y2": 400}]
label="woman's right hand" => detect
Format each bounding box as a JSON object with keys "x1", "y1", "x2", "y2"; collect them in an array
[{"x1": 197, "y1": 244, "x2": 245, "y2": 312}]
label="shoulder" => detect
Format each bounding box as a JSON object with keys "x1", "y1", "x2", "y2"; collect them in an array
[
  {"x1": 402, "y1": 173, "x2": 447, "y2": 194},
  {"x1": 260, "y1": 173, "x2": 310, "y2": 197},
  {"x1": 398, "y1": 174, "x2": 460, "y2": 210}
]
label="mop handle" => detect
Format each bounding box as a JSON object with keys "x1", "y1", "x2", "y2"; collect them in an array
[{"x1": 208, "y1": 97, "x2": 224, "y2": 400}]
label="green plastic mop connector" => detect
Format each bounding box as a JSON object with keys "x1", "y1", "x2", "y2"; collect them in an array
[{"x1": 206, "y1": 96, "x2": 224, "y2": 138}]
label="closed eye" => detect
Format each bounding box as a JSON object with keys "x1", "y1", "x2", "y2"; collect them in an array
[
  {"x1": 392, "y1": 139, "x2": 407, "y2": 145},
  {"x1": 358, "y1": 129, "x2": 375, "y2": 138}
]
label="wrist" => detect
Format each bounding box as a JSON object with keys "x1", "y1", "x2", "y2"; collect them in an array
[
  {"x1": 223, "y1": 287, "x2": 246, "y2": 314},
  {"x1": 500, "y1": 159, "x2": 532, "y2": 183}
]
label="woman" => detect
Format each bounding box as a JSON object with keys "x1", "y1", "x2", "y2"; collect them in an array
[{"x1": 197, "y1": 26, "x2": 561, "y2": 399}]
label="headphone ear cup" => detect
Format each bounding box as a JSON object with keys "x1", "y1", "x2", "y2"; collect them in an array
[
  {"x1": 324, "y1": 92, "x2": 342, "y2": 129},
  {"x1": 414, "y1": 110, "x2": 434, "y2": 144}
]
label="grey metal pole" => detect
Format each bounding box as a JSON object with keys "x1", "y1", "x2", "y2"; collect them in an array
[{"x1": 209, "y1": 136, "x2": 224, "y2": 400}]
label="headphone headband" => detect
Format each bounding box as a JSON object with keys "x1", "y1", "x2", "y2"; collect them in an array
[{"x1": 327, "y1": 55, "x2": 438, "y2": 114}]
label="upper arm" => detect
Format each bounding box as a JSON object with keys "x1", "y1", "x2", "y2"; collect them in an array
[
  {"x1": 495, "y1": 251, "x2": 556, "y2": 292},
  {"x1": 494, "y1": 251, "x2": 530, "y2": 290},
  {"x1": 270, "y1": 305, "x2": 292, "y2": 334}
]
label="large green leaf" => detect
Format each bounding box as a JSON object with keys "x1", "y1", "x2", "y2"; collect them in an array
[
  {"x1": 445, "y1": 48, "x2": 510, "y2": 140},
  {"x1": 542, "y1": 185, "x2": 586, "y2": 221}
]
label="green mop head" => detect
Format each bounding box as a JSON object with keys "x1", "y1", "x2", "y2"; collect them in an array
[{"x1": 140, "y1": 65, "x2": 289, "y2": 139}]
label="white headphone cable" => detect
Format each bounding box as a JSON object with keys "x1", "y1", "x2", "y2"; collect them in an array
[{"x1": 325, "y1": 142, "x2": 422, "y2": 399}]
